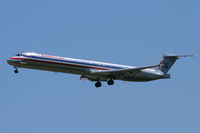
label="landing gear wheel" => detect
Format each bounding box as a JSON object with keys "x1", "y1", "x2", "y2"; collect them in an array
[
  {"x1": 95, "y1": 81, "x2": 102, "y2": 88},
  {"x1": 14, "y1": 66, "x2": 18, "y2": 73},
  {"x1": 14, "y1": 70, "x2": 18, "y2": 73},
  {"x1": 107, "y1": 79, "x2": 114, "y2": 85}
]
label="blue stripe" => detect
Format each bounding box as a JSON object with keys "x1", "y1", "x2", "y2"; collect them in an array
[{"x1": 24, "y1": 55, "x2": 125, "y2": 69}]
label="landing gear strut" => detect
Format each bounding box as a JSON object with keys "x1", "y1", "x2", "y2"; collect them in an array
[
  {"x1": 107, "y1": 79, "x2": 114, "y2": 85},
  {"x1": 95, "y1": 81, "x2": 102, "y2": 88},
  {"x1": 14, "y1": 66, "x2": 18, "y2": 73}
]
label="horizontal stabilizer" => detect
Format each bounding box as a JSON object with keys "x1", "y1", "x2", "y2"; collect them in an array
[{"x1": 164, "y1": 54, "x2": 194, "y2": 58}]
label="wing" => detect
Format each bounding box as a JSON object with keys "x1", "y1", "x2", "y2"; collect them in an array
[{"x1": 89, "y1": 64, "x2": 159, "y2": 79}]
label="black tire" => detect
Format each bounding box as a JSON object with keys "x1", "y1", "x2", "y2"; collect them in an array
[
  {"x1": 107, "y1": 79, "x2": 114, "y2": 85},
  {"x1": 95, "y1": 81, "x2": 102, "y2": 88},
  {"x1": 14, "y1": 70, "x2": 18, "y2": 73}
]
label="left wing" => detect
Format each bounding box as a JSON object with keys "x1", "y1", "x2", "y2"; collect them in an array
[{"x1": 89, "y1": 64, "x2": 159, "y2": 78}]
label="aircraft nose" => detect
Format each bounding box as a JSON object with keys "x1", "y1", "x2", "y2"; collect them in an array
[{"x1": 7, "y1": 57, "x2": 16, "y2": 66}]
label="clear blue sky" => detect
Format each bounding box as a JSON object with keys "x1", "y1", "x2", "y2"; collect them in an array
[{"x1": 0, "y1": 0, "x2": 200, "y2": 133}]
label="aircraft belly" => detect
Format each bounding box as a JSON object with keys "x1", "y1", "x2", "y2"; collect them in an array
[
  {"x1": 121, "y1": 77, "x2": 154, "y2": 82},
  {"x1": 118, "y1": 71, "x2": 159, "y2": 82}
]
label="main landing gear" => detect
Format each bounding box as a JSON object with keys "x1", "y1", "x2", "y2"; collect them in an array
[
  {"x1": 107, "y1": 79, "x2": 114, "y2": 85},
  {"x1": 95, "y1": 81, "x2": 102, "y2": 88},
  {"x1": 14, "y1": 66, "x2": 18, "y2": 73},
  {"x1": 95, "y1": 79, "x2": 114, "y2": 88}
]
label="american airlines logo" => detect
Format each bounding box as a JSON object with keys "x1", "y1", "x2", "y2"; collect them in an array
[
  {"x1": 160, "y1": 60, "x2": 168, "y2": 69},
  {"x1": 41, "y1": 54, "x2": 64, "y2": 60}
]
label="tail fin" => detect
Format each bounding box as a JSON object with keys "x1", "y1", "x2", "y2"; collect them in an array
[{"x1": 158, "y1": 54, "x2": 193, "y2": 73}]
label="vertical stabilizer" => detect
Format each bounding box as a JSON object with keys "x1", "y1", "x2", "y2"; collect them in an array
[
  {"x1": 159, "y1": 54, "x2": 179, "y2": 73},
  {"x1": 158, "y1": 54, "x2": 193, "y2": 73}
]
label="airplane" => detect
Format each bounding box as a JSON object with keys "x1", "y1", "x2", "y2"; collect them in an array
[{"x1": 7, "y1": 52, "x2": 193, "y2": 87}]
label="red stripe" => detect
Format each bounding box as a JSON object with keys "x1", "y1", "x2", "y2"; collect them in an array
[{"x1": 9, "y1": 57, "x2": 109, "y2": 70}]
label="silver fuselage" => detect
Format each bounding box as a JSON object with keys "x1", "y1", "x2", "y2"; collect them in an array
[{"x1": 7, "y1": 52, "x2": 170, "y2": 82}]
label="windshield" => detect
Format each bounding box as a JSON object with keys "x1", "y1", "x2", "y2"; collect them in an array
[{"x1": 16, "y1": 53, "x2": 24, "y2": 56}]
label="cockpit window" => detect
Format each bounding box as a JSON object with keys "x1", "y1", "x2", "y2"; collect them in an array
[{"x1": 16, "y1": 54, "x2": 23, "y2": 56}]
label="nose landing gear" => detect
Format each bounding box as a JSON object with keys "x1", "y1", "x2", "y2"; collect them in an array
[{"x1": 14, "y1": 66, "x2": 18, "y2": 73}]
